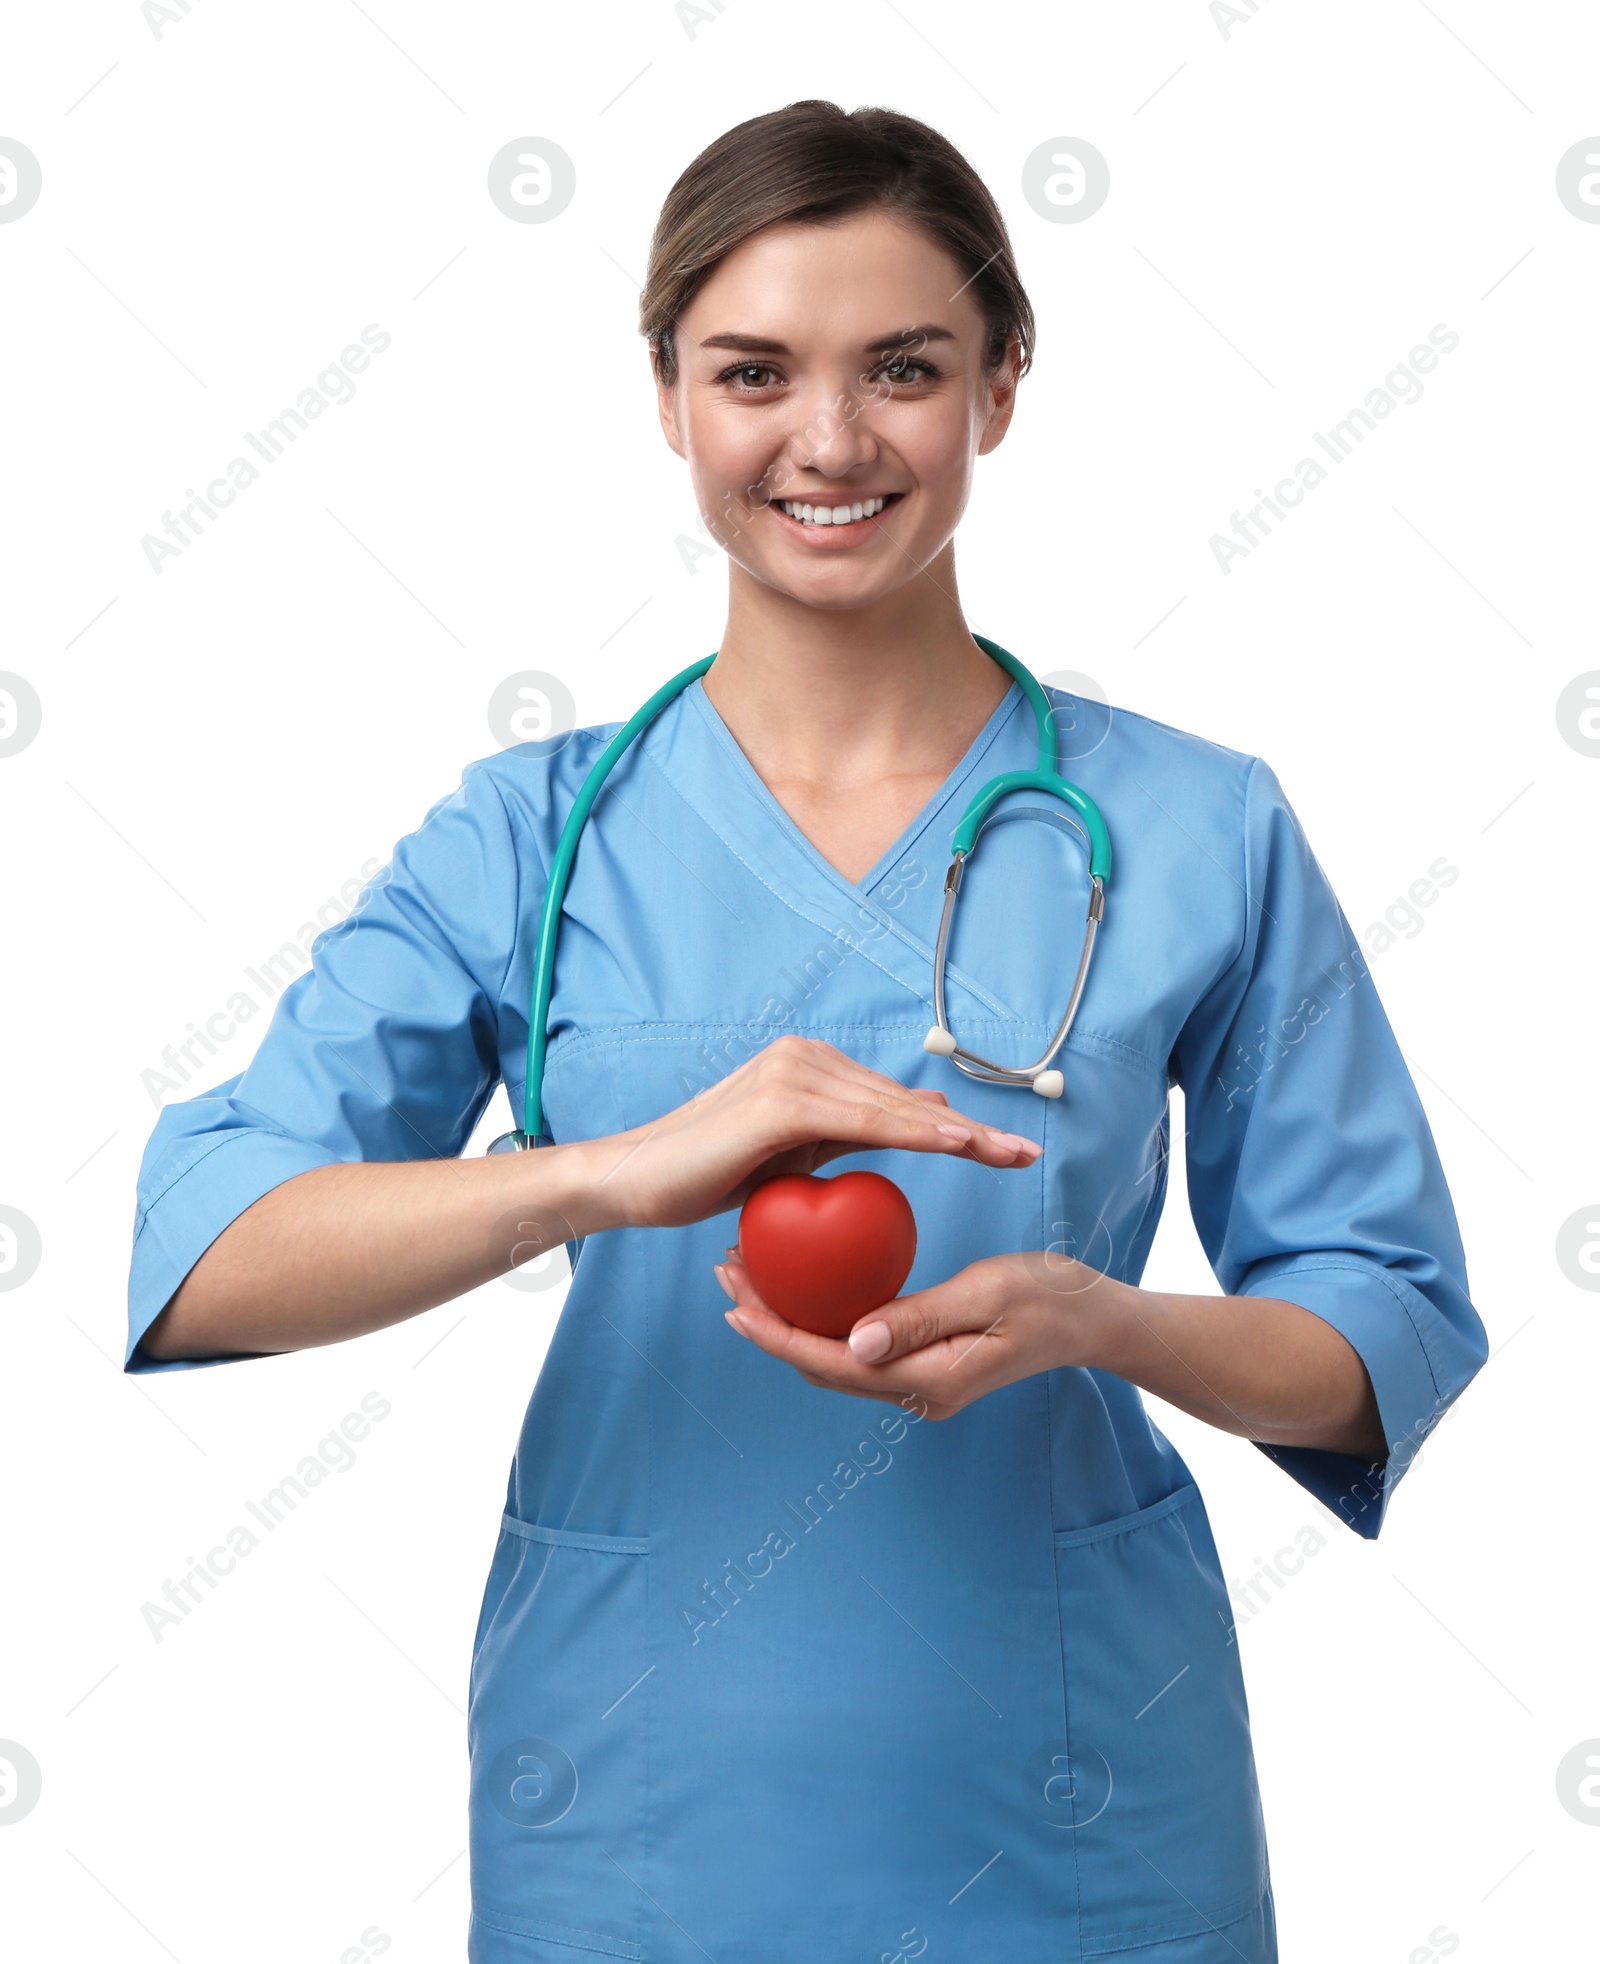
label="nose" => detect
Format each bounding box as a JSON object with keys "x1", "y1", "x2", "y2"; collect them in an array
[{"x1": 781, "y1": 369, "x2": 883, "y2": 484}]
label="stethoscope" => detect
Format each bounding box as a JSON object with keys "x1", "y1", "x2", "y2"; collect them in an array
[{"x1": 487, "y1": 634, "x2": 1110, "y2": 1153}]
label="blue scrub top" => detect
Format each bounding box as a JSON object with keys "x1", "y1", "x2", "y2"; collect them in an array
[{"x1": 125, "y1": 672, "x2": 1486, "y2": 1963}]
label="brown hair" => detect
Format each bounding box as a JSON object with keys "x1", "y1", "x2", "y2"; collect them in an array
[{"x1": 639, "y1": 100, "x2": 1036, "y2": 389}]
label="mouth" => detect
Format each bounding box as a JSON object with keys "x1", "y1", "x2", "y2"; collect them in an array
[{"x1": 767, "y1": 491, "x2": 905, "y2": 537}]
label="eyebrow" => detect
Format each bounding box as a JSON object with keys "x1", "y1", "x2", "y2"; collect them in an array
[{"x1": 697, "y1": 323, "x2": 958, "y2": 356}]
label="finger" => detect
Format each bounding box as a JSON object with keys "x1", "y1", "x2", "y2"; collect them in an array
[
  {"x1": 718, "y1": 1254, "x2": 802, "y2": 1335},
  {"x1": 793, "y1": 1367, "x2": 919, "y2": 1408},
  {"x1": 949, "y1": 1122, "x2": 1041, "y2": 1167},
  {"x1": 817, "y1": 1065, "x2": 1039, "y2": 1166},
  {"x1": 717, "y1": 1257, "x2": 970, "y2": 1418},
  {"x1": 716, "y1": 1249, "x2": 772, "y2": 1314},
  {"x1": 845, "y1": 1275, "x2": 1008, "y2": 1367},
  {"x1": 797, "y1": 1088, "x2": 1042, "y2": 1168},
  {"x1": 769, "y1": 1044, "x2": 1044, "y2": 1162},
  {"x1": 717, "y1": 1255, "x2": 867, "y2": 1371},
  {"x1": 717, "y1": 1256, "x2": 989, "y2": 1415}
]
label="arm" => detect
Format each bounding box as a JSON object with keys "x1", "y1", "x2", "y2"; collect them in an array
[
  {"x1": 1069, "y1": 1272, "x2": 1387, "y2": 1462},
  {"x1": 716, "y1": 1247, "x2": 1386, "y2": 1462},
  {"x1": 126, "y1": 756, "x2": 524, "y2": 1371},
  {"x1": 720, "y1": 756, "x2": 1485, "y2": 1535},
  {"x1": 140, "y1": 1038, "x2": 1042, "y2": 1363},
  {"x1": 128, "y1": 753, "x2": 1040, "y2": 1374},
  {"x1": 139, "y1": 1145, "x2": 608, "y2": 1361}
]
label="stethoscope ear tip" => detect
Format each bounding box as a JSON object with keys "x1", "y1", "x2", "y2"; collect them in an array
[
  {"x1": 1031, "y1": 1071, "x2": 1064, "y2": 1099},
  {"x1": 922, "y1": 1025, "x2": 958, "y2": 1057}
]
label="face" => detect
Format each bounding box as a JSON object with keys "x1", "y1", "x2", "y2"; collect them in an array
[{"x1": 656, "y1": 207, "x2": 1020, "y2": 612}]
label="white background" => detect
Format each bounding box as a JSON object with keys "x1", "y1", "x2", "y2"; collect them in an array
[{"x1": 2, "y1": 2, "x2": 1596, "y2": 1958}]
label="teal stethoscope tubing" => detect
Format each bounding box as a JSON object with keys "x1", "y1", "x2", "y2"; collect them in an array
[{"x1": 495, "y1": 634, "x2": 1110, "y2": 1150}]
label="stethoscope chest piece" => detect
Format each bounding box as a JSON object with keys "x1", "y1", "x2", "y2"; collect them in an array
[{"x1": 920, "y1": 1018, "x2": 1065, "y2": 1099}]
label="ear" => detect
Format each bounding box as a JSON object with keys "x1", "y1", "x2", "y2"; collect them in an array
[
  {"x1": 653, "y1": 346, "x2": 687, "y2": 461},
  {"x1": 976, "y1": 334, "x2": 1023, "y2": 458}
]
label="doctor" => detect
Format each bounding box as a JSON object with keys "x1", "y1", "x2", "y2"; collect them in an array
[{"x1": 128, "y1": 100, "x2": 1486, "y2": 1964}]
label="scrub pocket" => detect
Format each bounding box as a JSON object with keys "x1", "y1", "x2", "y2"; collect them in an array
[
  {"x1": 1053, "y1": 1484, "x2": 1271, "y2": 1957},
  {"x1": 467, "y1": 1517, "x2": 651, "y2": 1963}
]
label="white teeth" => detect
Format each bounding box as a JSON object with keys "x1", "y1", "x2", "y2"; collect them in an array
[{"x1": 778, "y1": 495, "x2": 888, "y2": 527}]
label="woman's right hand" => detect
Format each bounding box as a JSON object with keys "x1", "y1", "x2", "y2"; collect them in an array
[
  {"x1": 140, "y1": 1034, "x2": 1037, "y2": 1366},
  {"x1": 578, "y1": 1034, "x2": 1041, "y2": 1232}
]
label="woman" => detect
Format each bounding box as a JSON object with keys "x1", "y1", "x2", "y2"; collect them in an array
[{"x1": 127, "y1": 101, "x2": 1486, "y2": 1963}]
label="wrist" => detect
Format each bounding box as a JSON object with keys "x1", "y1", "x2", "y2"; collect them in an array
[
  {"x1": 1042, "y1": 1264, "x2": 1161, "y2": 1375},
  {"x1": 531, "y1": 1134, "x2": 634, "y2": 1240}
]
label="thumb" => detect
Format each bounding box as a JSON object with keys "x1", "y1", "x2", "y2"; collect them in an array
[{"x1": 846, "y1": 1285, "x2": 959, "y2": 1364}]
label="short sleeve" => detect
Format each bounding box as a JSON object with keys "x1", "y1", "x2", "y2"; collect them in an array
[
  {"x1": 1170, "y1": 757, "x2": 1487, "y2": 1537},
  {"x1": 124, "y1": 758, "x2": 523, "y2": 1374}
]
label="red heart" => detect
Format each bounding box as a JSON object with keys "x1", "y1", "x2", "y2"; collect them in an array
[{"x1": 736, "y1": 1171, "x2": 918, "y2": 1339}]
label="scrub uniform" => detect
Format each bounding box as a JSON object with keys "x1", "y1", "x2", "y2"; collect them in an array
[{"x1": 126, "y1": 672, "x2": 1487, "y2": 1962}]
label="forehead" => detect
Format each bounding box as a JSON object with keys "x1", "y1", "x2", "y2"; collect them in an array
[{"x1": 678, "y1": 209, "x2": 981, "y2": 350}]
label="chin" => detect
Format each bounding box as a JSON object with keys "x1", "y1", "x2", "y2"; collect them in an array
[{"x1": 747, "y1": 563, "x2": 912, "y2": 611}]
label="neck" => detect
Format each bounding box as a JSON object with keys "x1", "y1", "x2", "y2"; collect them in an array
[{"x1": 702, "y1": 549, "x2": 1012, "y2": 792}]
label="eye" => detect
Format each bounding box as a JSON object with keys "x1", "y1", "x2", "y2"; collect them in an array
[
  {"x1": 715, "y1": 360, "x2": 782, "y2": 391},
  {"x1": 875, "y1": 353, "x2": 938, "y2": 385}
]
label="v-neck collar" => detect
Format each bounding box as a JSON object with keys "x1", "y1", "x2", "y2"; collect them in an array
[
  {"x1": 630, "y1": 673, "x2": 1035, "y2": 1024},
  {"x1": 684, "y1": 671, "x2": 1029, "y2": 897}
]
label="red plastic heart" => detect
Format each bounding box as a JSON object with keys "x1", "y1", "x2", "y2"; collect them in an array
[{"x1": 736, "y1": 1171, "x2": 918, "y2": 1339}]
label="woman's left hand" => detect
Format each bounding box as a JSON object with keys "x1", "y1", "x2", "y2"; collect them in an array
[{"x1": 714, "y1": 1246, "x2": 1111, "y2": 1420}]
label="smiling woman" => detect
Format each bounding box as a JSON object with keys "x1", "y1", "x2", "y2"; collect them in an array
[{"x1": 126, "y1": 97, "x2": 1487, "y2": 1964}]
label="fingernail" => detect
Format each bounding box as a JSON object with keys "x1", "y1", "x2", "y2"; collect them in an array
[
  {"x1": 725, "y1": 1309, "x2": 749, "y2": 1336},
  {"x1": 986, "y1": 1127, "x2": 1034, "y2": 1153},
  {"x1": 714, "y1": 1264, "x2": 734, "y2": 1300},
  {"x1": 935, "y1": 1123, "x2": 973, "y2": 1142},
  {"x1": 848, "y1": 1320, "x2": 892, "y2": 1362}
]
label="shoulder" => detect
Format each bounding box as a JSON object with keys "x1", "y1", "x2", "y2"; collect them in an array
[
  {"x1": 421, "y1": 720, "x2": 627, "y2": 869},
  {"x1": 1043, "y1": 681, "x2": 1256, "y2": 782},
  {"x1": 1041, "y1": 681, "x2": 1277, "y2": 828},
  {"x1": 1039, "y1": 685, "x2": 1316, "y2": 946},
  {"x1": 457, "y1": 720, "x2": 624, "y2": 803},
  {"x1": 337, "y1": 722, "x2": 624, "y2": 942}
]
